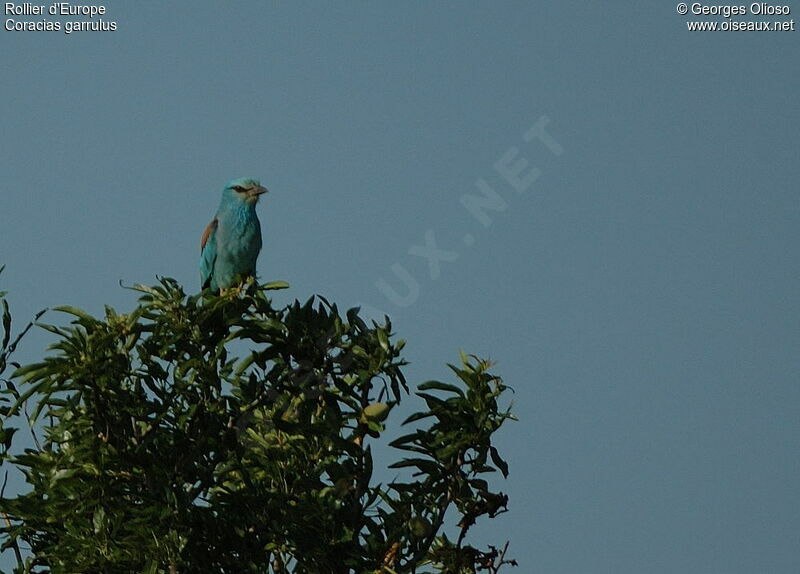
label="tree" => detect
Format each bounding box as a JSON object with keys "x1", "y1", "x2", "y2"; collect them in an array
[{"x1": 0, "y1": 277, "x2": 516, "y2": 573}]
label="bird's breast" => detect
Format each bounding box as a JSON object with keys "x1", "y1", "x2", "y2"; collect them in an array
[{"x1": 216, "y1": 211, "x2": 262, "y2": 256}]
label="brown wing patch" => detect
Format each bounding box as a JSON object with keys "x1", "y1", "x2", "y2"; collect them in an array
[{"x1": 201, "y1": 218, "x2": 218, "y2": 253}]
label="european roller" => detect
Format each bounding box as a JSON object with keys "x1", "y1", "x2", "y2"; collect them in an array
[{"x1": 201, "y1": 178, "x2": 268, "y2": 291}]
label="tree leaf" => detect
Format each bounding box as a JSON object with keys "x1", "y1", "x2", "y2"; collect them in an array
[{"x1": 490, "y1": 446, "x2": 509, "y2": 478}]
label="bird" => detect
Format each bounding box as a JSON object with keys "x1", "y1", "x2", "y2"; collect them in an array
[{"x1": 200, "y1": 177, "x2": 268, "y2": 292}]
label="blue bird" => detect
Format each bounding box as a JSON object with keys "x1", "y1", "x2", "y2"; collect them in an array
[{"x1": 201, "y1": 178, "x2": 268, "y2": 292}]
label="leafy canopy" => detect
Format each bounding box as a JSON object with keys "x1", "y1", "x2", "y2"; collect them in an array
[{"x1": 0, "y1": 277, "x2": 515, "y2": 573}]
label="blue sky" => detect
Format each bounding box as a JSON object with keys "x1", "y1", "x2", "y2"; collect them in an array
[{"x1": 2, "y1": 2, "x2": 799, "y2": 572}]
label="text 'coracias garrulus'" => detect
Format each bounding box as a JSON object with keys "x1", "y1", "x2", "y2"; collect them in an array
[{"x1": 200, "y1": 178, "x2": 268, "y2": 292}]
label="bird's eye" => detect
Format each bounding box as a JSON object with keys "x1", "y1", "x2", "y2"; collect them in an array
[{"x1": 232, "y1": 186, "x2": 246, "y2": 193}]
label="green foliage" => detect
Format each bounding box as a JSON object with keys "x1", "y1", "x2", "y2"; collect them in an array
[
  {"x1": 0, "y1": 266, "x2": 45, "y2": 462},
  {"x1": 0, "y1": 278, "x2": 515, "y2": 573}
]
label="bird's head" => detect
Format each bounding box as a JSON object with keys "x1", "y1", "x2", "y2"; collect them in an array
[{"x1": 222, "y1": 177, "x2": 268, "y2": 206}]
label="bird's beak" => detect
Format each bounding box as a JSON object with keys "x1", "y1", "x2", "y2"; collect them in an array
[{"x1": 247, "y1": 185, "x2": 268, "y2": 200}]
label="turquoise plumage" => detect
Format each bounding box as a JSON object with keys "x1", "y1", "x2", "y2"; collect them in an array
[{"x1": 201, "y1": 178, "x2": 268, "y2": 291}]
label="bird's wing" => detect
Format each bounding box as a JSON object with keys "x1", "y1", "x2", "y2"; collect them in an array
[{"x1": 200, "y1": 218, "x2": 218, "y2": 289}]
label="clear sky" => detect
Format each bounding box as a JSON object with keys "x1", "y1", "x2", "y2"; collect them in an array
[{"x1": 2, "y1": 2, "x2": 799, "y2": 572}]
